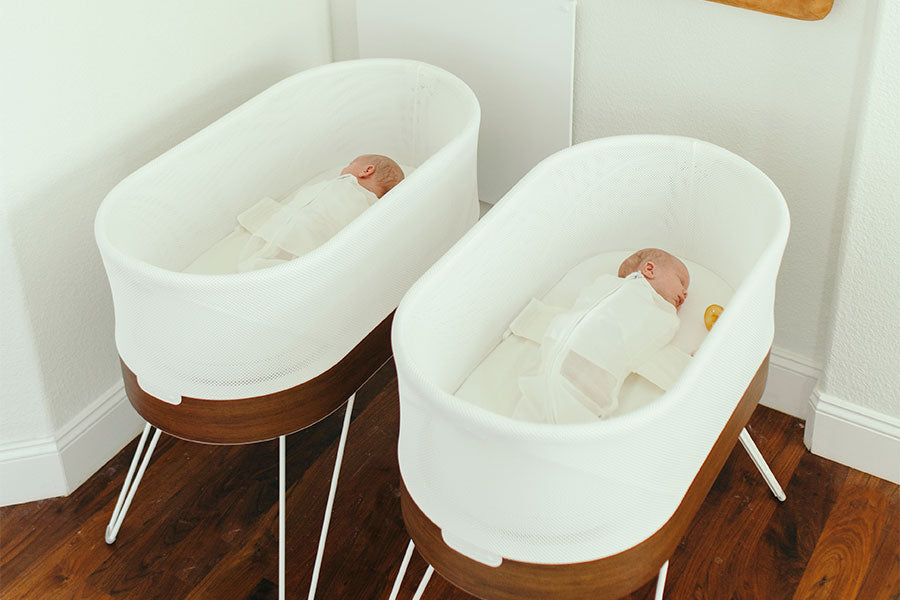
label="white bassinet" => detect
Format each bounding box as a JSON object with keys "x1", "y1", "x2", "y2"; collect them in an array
[
  {"x1": 94, "y1": 59, "x2": 479, "y2": 599},
  {"x1": 390, "y1": 136, "x2": 789, "y2": 599},
  {"x1": 97, "y1": 59, "x2": 479, "y2": 403}
]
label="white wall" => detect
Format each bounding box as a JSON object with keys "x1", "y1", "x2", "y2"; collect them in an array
[
  {"x1": 804, "y1": 0, "x2": 900, "y2": 483},
  {"x1": 818, "y1": 0, "x2": 899, "y2": 418},
  {"x1": 1, "y1": 218, "x2": 55, "y2": 442},
  {"x1": 572, "y1": 0, "x2": 878, "y2": 365},
  {"x1": 0, "y1": 0, "x2": 331, "y2": 505},
  {"x1": 332, "y1": 0, "x2": 360, "y2": 61}
]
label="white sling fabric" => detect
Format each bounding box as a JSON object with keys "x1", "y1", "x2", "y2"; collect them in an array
[
  {"x1": 393, "y1": 136, "x2": 789, "y2": 565},
  {"x1": 456, "y1": 252, "x2": 726, "y2": 421},
  {"x1": 236, "y1": 175, "x2": 378, "y2": 272},
  {"x1": 516, "y1": 273, "x2": 679, "y2": 423},
  {"x1": 95, "y1": 59, "x2": 480, "y2": 401}
]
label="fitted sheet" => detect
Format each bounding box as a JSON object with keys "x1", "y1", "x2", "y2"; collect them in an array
[
  {"x1": 184, "y1": 164, "x2": 415, "y2": 274},
  {"x1": 455, "y1": 251, "x2": 734, "y2": 420}
]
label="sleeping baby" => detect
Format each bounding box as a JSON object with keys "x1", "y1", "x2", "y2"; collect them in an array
[
  {"x1": 514, "y1": 248, "x2": 690, "y2": 423},
  {"x1": 236, "y1": 154, "x2": 404, "y2": 271}
]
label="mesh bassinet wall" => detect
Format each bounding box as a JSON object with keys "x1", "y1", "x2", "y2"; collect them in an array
[
  {"x1": 95, "y1": 59, "x2": 480, "y2": 402},
  {"x1": 393, "y1": 136, "x2": 789, "y2": 565}
]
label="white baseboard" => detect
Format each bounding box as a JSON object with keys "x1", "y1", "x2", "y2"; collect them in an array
[
  {"x1": 750, "y1": 349, "x2": 899, "y2": 483},
  {"x1": 805, "y1": 390, "x2": 900, "y2": 484},
  {"x1": 0, "y1": 383, "x2": 144, "y2": 507},
  {"x1": 0, "y1": 437, "x2": 68, "y2": 505},
  {"x1": 759, "y1": 346, "x2": 821, "y2": 419},
  {"x1": 57, "y1": 382, "x2": 146, "y2": 497}
]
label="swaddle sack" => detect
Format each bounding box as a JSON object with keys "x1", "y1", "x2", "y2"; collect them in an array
[
  {"x1": 237, "y1": 174, "x2": 378, "y2": 271},
  {"x1": 516, "y1": 273, "x2": 679, "y2": 423}
]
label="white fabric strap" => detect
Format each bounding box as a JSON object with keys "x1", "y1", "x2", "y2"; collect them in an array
[
  {"x1": 237, "y1": 197, "x2": 283, "y2": 234},
  {"x1": 517, "y1": 274, "x2": 680, "y2": 423},
  {"x1": 508, "y1": 298, "x2": 565, "y2": 343},
  {"x1": 634, "y1": 344, "x2": 693, "y2": 391},
  {"x1": 237, "y1": 176, "x2": 378, "y2": 271}
]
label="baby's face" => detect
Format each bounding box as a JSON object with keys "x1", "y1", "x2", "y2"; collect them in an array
[{"x1": 646, "y1": 259, "x2": 690, "y2": 310}]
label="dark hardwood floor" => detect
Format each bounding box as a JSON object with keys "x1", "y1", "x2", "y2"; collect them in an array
[{"x1": 1, "y1": 361, "x2": 897, "y2": 599}]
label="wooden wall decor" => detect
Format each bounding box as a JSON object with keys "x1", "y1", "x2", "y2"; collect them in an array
[{"x1": 706, "y1": 0, "x2": 833, "y2": 20}]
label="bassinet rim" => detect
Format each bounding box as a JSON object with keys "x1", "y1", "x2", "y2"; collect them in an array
[
  {"x1": 93, "y1": 58, "x2": 481, "y2": 283},
  {"x1": 94, "y1": 134, "x2": 477, "y2": 287},
  {"x1": 392, "y1": 134, "x2": 789, "y2": 443}
]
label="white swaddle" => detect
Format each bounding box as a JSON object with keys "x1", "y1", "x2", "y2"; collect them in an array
[
  {"x1": 237, "y1": 174, "x2": 378, "y2": 272},
  {"x1": 514, "y1": 273, "x2": 681, "y2": 423}
]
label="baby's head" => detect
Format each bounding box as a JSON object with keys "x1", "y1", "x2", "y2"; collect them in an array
[
  {"x1": 341, "y1": 154, "x2": 405, "y2": 198},
  {"x1": 618, "y1": 248, "x2": 690, "y2": 310}
]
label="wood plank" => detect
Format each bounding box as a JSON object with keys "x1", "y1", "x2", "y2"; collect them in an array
[
  {"x1": 186, "y1": 364, "x2": 402, "y2": 600},
  {"x1": 618, "y1": 410, "x2": 808, "y2": 600},
  {"x1": 0, "y1": 495, "x2": 170, "y2": 600},
  {"x1": 792, "y1": 469, "x2": 897, "y2": 599},
  {"x1": 705, "y1": 0, "x2": 833, "y2": 20},
  {"x1": 856, "y1": 485, "x2": 900, "y2": 600},
  {"x1": 0, "y1": 434, "x2": 177, "y2": 599},
  {"x1": 732, "y1": 449, "x2": 850, "y2": 598},
  {"x1": 0, "y1": 435, "x2": 140, "y2": 584},
  {"x1": 83, "y1": 441, "x2": 261, "y2": 599},
  {"x1": 666, "y1": 407, "x2": 807, "y2": 599},
  {"x1": 285, "y1": 363, "x2": 407, "y2": 599}
]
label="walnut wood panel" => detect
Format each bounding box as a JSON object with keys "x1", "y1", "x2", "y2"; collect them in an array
[
  {"x1": 122, "y1": 313, "x2": 394, "y2": 445},
  {"x1": 401, "y1": 354, "x2": 771, "y2": 600},
  {"x1": 705, "y1": 0, "x2": 833, "y2": 20}
]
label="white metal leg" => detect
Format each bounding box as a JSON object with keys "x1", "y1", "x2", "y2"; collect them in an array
[
  {"x1": 654, "y1": 561, "x2": 668, "y2": 600},
  {"x1": 307, "y1": 393, "x2": 356, "y2": 600},
  {"x1": 388, "y1": 540, "x2": 416, "y2": 600},
  {"x1": 279, "y1": 435, "x2": 286, "y2": 600},
  {"x1": 105, "y1": 423, "x2": 162, "y2": 544},
  {"x1": 739, "y1": 427, "x2": 787, "y2": 501},
  {"x1": 411, "y1": 565, "x2": 434, "y2": 600}
]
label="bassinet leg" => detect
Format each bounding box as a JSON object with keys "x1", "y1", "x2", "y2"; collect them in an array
[
  {"x1": 105, "y1": 422, "x2": 162, "y2": 544},
  {"x1": 307, "y1": 393, "x2": 356, "y2": 600},
  {"x1": 411, "y1": 565, "x2": 434, "y2": 600},
  {"x1": 654, "y1": 560, "x2": 669, "y2": 600},
  {"x1": 738, "y1": 427, "x2": 787, "y2": 501},
  {"x1": 388, "y1": 540, "x2": 416, "y2": 600},
  {"x1": 279, "y1": 435, "x2": 287, "y2": 600}
]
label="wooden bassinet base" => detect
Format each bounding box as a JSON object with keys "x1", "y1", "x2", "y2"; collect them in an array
[
  {"x1": 121, "y1": 313, "x2": 394, "y2": 445},
  {"x1": 401, "y1": 353, "x2": 770, "y2": 600}
]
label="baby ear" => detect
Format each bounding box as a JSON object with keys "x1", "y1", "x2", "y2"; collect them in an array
[
  {"x1": 641, "y1": 261, "x2": 656, "y2": 279},
  {"x1": 359, "y1": 164, "x2": 376, "y2": 178}
]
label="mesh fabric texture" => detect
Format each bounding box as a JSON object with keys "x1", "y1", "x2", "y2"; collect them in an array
[
  {"x1": 392, "y1": 135, "x2": 789, "y2": 565},
  {"x1": 95, "y1": 59, "x2": 480, "y2": 400}
]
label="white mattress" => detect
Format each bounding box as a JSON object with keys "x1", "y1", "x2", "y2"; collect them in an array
[
  {"x1": 184, "y1": 164, "x2": 415, "y2": 275},
  {"x1": 455, "y1": 250, "x2": 734, "y2": 420}
]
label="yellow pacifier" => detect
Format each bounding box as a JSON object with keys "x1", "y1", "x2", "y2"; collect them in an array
[{"x1": 704, "y1": 304, "x2": 723, "y2": 331}]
